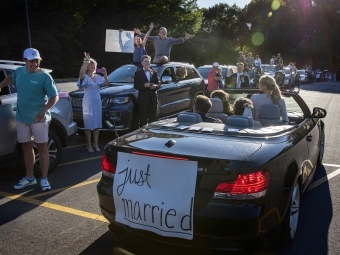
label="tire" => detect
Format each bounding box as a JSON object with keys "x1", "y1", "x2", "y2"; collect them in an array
[
  {"x1": 279, "y1": 181, "x2": 300, "y2": 245},
  {"x1": 33, "y1": 131, "x2": 62, "y2": 176},
  {"x1": 317, "y1": 129, "x2": 325, "y2": 165}
]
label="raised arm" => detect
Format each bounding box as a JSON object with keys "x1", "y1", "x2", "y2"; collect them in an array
[
  {"x1": 79, "y1": 52, "x2": 90, "y2": 80},
  {"x1": 141, "y1": 22, "x2": 154, "y2": 46}
]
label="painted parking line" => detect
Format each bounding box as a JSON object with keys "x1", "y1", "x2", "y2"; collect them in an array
[
  {"x1": 28, "y1": 178, "x2": 100, "y2": 198},
  {"x1": 308, "y1": 167, "x2": 340, "y2": 191},
  {"x1": 323, "y1": 163, "x2": 340, "y2": 168},
  {"x1": 58, "y1": 155, "x2": 102, "y2": 167},
  {"x1": 63, "y1": 143, "x2": 87, "y2": 149},
  {"x1": 0, "y1": 190, "x2": 108, "y2": 222}
]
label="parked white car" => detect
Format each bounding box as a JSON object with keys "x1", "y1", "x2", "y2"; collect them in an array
[{"x1": 0, "y1": 60, "x2": 77, "y2": 176}]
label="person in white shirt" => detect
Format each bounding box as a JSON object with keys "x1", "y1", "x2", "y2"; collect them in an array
[
  {"x1": 270, "y1": 55, "x2": 276, "y2": 65},
  {"x1": 254, "y1": 55, "x2": 262, "y2": 70},
  {"x1": 229, "y1": 62, "x2": 249, "y2": 88}
]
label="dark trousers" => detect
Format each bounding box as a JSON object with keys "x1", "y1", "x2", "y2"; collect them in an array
[{"x1": 138, "y1": 103, "x2": 157, "y2": 127}]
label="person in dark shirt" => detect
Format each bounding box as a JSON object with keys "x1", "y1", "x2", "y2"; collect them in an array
[{"x1": 193, "y1": 95, "x2": 222, "y2": 123}]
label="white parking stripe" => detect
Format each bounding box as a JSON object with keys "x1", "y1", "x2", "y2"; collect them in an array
[
  {"x1": 323, "y1": 163, "x2": 340, "y2": 167},
  {"x1": 308, "y1": 168, "x2": 340, "y2": 191}
]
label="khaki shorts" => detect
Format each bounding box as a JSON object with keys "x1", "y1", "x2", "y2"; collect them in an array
[{"x1": 16, "y1": 121, "x2": 49, "y2": 144}]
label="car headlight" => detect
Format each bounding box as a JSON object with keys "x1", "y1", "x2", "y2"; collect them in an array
[{"x1": 109, "y1": 97, "x2": 130, "y2": 104}]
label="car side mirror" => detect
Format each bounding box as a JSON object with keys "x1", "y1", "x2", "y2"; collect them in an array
[
  {"x1": 312, "y1": 107, "x2": 327, "y2": 118},
  {"x1": 162, "y1": 76, "x2": 172, "y2": 84}
]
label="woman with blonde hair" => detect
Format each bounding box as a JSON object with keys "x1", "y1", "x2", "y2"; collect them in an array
[
  {"x1": 78, "y1": 52, "x2": 109, "y2": 152},
  {"x1": 250, "y1": 75, "x2": 288, "y2": 123}
]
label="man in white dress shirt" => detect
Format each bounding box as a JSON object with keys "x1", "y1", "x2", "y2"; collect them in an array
[{"x1": 230, "y1": 62, "x2": 249, "y2": 88}]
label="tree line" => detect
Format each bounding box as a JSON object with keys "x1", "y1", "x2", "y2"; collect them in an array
[{"x1": 0, "y1": 0, "x2": 339, "y2": 78}]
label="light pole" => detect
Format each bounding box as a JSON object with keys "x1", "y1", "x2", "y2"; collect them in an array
[{"x1": 25, "y1": 0, "x2": 32, "y2": 47}]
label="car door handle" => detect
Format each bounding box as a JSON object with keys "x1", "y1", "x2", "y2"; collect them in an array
[{"x1": 306, "y1": 135, "x2": 312, "y2": 142}]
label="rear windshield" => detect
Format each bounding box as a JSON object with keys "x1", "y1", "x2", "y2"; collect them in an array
[{"x1": 262, "y1": 65, "x2": 275, "y2": 73}]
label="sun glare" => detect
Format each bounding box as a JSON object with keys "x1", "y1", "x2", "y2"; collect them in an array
[
  {"x1": 271, "y1": 0, "x2": 281, "y2": 10},
  {"x1": 252, "y1": 32, "x2": 264, "y2": 46}
]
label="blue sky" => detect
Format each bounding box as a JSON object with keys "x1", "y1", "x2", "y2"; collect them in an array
[{"x1": 196, "y1": 0, "x2": 252, "y2": 9}]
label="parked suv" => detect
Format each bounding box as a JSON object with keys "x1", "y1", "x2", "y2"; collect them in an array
[
  {"x1": 0, "y1": 60, "x2": 77, "y2": 176},
  {"x1": 70, "y1": 62, "x2": 205, "y2": 131}
]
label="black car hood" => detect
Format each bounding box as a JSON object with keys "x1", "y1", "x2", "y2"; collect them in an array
[{"x1": 70, "y1": 83, "x2": 134, "y2": 96}]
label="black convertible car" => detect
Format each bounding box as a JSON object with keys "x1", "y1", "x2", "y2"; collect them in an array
[{"x1": 97, "y1": 89, "x2": 326, "y2": 252}]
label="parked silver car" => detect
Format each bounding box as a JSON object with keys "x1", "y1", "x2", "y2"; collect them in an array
[
  {"x1": 297, "y1": 69, "x2": 308, "y2": 83},
  {"x1": 0, "y1": 60, "x2": 77, "y2": 176}
]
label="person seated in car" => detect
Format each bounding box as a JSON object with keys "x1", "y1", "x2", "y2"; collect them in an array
[
  {"x1": 250, "y1": 75, "x2": 289, "y2": 123},
  {"x1": 233, "y1": 97, "x2": 262, "y2": 127},
  {"x1": 176, "y1": 66, "x2": 187, "y2": 81},
  {"x1": 210, "y1": 90, "x2": 233, "y2": 115},
  {"x1": 224, "y1": 68, "x2": 234, "y2": 86},
  {"x1": 225, "y1": 76, "x2": 237, "y2": 90},
  {"x1": 193, "y1": 95, "x2": 222, "y2": 123}
]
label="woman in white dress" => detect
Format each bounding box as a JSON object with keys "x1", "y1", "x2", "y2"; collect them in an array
[{"x1": 78, "y1": 52, "x2": 109, "y2": 152}]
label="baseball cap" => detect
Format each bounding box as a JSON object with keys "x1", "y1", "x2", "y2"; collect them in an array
[
  {"x1": 23, "y1": 48, "x2": 42, "y2": 60},
  {"x1": 212, "y1": 62, "x2": 219, "y2": 67}
]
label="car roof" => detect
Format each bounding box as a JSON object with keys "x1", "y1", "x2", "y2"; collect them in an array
[
  {"x1": 198, "y1": 65, "x2": 236, "y2": 68},
  {"x1": 120, "y1": 62, "x2": 195, "y2": 68},
  {"x1": 0, "y1": 60, "x2": 52, "y2": 73}
]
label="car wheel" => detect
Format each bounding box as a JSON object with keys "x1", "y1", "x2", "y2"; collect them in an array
[
  {"x1": 279, "y1": 181, "x2": 300, "y2": 245},
  {"x1": 317, "y1": 129, "x2": 325, "y2": 165},
  {"x1": 33, "y1": 131, "x2": 62, "y2": 176}
]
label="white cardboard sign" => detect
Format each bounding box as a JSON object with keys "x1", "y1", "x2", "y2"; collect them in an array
[
  {"x1": 113, "y1": 152, "x2": 198, "y2": 240},
  {"x1": 105, "y1": 29, "x2": 134, "y2": 53}
]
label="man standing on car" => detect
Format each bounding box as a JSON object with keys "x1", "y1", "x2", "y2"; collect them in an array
[
  {"x1": 230, "y1": 62, "x2": 249, "y2": 88},
  {"x1": 0, "y1": 48, "x2": 58, "y2": 191},
  {"x1": 207, "y1": 62, "x2": 222, "y2": 96},
  {"x1": 134, "y1": 55, "x2": 161, "y2": 127},
  {"x1": 135, "y1": 26, "x2": 190, "y2": 64}
]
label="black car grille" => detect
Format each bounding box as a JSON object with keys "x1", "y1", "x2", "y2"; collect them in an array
[{"x1": 71, "y1": 97, "x2": 109, "y2": 108}]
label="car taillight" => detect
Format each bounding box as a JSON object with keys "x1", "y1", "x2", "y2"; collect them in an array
[
  {"x1": 213, "y1": 170, "x2": 270, "y2": 200},
  {"x1": 101, "y1": 154, "x2": 116, "y2": 178}
]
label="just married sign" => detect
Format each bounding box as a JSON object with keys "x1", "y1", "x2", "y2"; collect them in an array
[
  {"x1": 113, "y1": 152, "x2": 197, "y2": 240},
  {"x1": 105, "y1": 29, "x2": 134, "y2": 53}
]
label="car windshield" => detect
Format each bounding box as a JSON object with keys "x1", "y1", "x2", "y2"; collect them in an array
[
  {"x1": 283, "y1": 69, "x2": 291, "y2": 74},
  {"x1": 107, "y1": 65, "x2": 138, "y2": 84},
  {"x1": 197, "y1": 68, "x2": 210, "y2": 79},
  {"x1": 261, "y1": 65, "x2": 275, "y2": 73},
  {"x1": 198, "y1": 67, "x2": 228, "y2": 78}
]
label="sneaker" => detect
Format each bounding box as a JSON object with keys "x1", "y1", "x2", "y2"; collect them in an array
[
  {"x1": 14, "y1": 176, "x2": 37, "y2": 190},
  {"x1": 40, "y1": 178, "x2": 51, "y2": 191}
]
